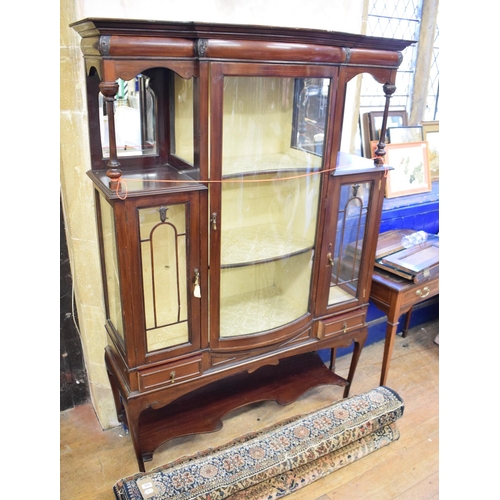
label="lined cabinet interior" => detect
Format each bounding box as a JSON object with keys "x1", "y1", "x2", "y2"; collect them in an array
[{"x1": 71, "y1": 18, "x2": 412, "y2": 471}]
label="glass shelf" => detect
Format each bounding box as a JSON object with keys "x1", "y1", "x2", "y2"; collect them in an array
[
  {"x1": 219, "y1": 252, "x2": 313, "y2": 337},
  {"x1": 221, "y1": 223, "x2": 313, "y2": 267},
  {"x1": 328, "y1": 282, "x2": 357, "y2": 305},
  {"x1": 220, "y1": 286, "x2": 306, "y2": 338},
  {"x1": 222, "y1": 152, "x2": 322, "y2": 178}
]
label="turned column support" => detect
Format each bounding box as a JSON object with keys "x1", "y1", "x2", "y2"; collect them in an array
[
  {"x1": 99, "y1": 81, "x2": 122, "y2": 182},
  {"x1": 374, "y1": 82, "x2": 397, "y2": 165}
]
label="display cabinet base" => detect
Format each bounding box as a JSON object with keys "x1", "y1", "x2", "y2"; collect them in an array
[{"x1": 130, "y1": 351, "x2": 347, "y2": 471}]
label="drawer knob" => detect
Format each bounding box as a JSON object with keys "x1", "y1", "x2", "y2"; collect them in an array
[
  {"x1": 416, "y1": 286, "x2": 430, "y2": 298},
  {"x1": 170, "y1": 371, "x2": 176, "y2": 384}
]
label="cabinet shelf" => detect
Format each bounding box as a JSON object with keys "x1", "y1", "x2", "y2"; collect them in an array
[
  {"x1": 88, "y1": 165, "x2": 204, "y2": 197},
  {"x1": 220, "y1": 284, "x2": 307, "y2": 338},
  {"x1": 221, "y1": 223, "x2": 314, "y2": 267},
  {"x1": 220, "y1": 250, "x2": 313, "y2": 337},
  {"x1": 222, "y1": 153, "x2": 322, "y2": 178},
  {"x1": 328, "y1": 283, "x2": 357, "y2": 305},
  {"x1": 137, "y1": 352, "x2": 347, "y2": 464}
]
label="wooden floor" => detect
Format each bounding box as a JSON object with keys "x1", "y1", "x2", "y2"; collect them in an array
[{"x1": 60, "y1": 319, "x2": 438, "y2": 500}]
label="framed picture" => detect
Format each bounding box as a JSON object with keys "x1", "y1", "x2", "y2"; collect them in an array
[
  {"x1": 371, "y1": 141, "x2": 432, "y2": 198},
  {"x1": 361, "y1": 110, "x2": 408, "y2": 159},
  {"x1": 388, "y1": 126, "x2": 423, "y2": 144},
  {"x1": 368, "y1": 110, "x2": 408, "y2": 141},
  {"x1": 421, "y1": 121, "x2": 439, "y2": 181}
]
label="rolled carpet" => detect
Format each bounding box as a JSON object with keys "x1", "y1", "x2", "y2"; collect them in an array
[{"x1": 113, "y1": 386, "x2": 404, "y2": 500}]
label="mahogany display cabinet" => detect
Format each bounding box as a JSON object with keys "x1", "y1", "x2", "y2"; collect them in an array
[{"x1": 71, "y1": 18, "x2": 413, "y2": 471}]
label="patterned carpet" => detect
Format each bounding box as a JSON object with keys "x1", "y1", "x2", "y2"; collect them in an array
[{"x1": 113, "y1": 386, "x2": 404, "y2": 500}]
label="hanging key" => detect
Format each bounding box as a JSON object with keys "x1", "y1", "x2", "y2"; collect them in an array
[{"x1": 193, "y1": 268, "x2": 201, "y2": 298}]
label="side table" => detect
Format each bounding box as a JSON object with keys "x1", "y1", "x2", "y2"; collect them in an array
[{"x1": 370, "y1": 269, "x2": 439, "y2": 385}]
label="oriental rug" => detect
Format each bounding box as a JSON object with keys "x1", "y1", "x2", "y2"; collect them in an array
[{"x1": 113, "y1": 386, "x2": 404, "y2": 500}]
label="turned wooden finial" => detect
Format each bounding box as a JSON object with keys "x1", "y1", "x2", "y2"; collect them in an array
[
  {"x1": 374, "y1": 83, "x2": 397, "y2": 165},
  {"x1": 99, "y1": 81, "x2": 122, "y2": 181}
]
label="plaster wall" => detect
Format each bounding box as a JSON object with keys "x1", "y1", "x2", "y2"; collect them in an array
[{"x1": 60, "y1": 0, "x2": 367, "y2": 429}]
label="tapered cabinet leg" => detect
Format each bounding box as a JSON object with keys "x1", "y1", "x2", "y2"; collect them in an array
[
  {"x1": 124, "y1": 404, "x2": 146, "y2": 472},
  {"x1": 105, "y1": 351, "x2": 147, "y2": 471},
  {"x1": 329, "y1": 347, "x2": 337, "y2": 371},
  {"x1": 105, "y1": 352, "x2": 127, "y2": 425}
]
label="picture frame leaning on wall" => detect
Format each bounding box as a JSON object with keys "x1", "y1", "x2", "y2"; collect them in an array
[
  {"x1": 370, "y1": 140, "x2": 431, "y2": 198},
  {"x1": 421, "y1": 120, "x2": 439, "y2": 181}
]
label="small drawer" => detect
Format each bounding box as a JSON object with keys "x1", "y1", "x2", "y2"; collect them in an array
[
  {"x1": 401, "y1": 278, "x2": 439, "y2": 308},
  {"x1": 316, "y1": 310, "x2": 366, "y2": 339},
  {"x1": 138, "y1": 356, "x2": 203, "y2": 392}
]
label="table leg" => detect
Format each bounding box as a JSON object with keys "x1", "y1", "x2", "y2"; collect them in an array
[
  {"x1": 380, "y1": 320, "x2": 399, "y2": 386},
  {"x1": 402, "y1": 306, "x2": 413, "y2": 338}
]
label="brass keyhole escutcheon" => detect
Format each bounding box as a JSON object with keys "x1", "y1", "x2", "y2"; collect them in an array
[
  {"x1": 342, "y1": 322, "x2": 348, "y2": 333},
  {"x1": 159, "y1": 206, "x2": 169, "y2": 222},
  {"x1": 170, "y1": 371, "x2": 176, "y2": 384}
]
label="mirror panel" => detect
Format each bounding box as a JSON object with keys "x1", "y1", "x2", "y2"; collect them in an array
[{"x1": 100, "y1": 75, "x2": 157, "y2": 158}]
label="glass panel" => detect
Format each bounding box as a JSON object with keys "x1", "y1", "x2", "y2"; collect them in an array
[
  {"x1": 172, "y1": 74, "x2": 194, "y2": 165},
  {"x1": 100, "y1": 75, "x2": 157, "y2": 158},
  {"x1": 219, "y1": 76, "x2": 327, "y2": 337},
  {"x1": 222, "y1": 77, "x2": 325, "y2": 176},
  {"x1": 328, "y1": 181, "x2": 372, "y2": 306},
  {"x1": 100, "y1": 194, "x2": 124, "y2": 339},
  {"x1": 139, "y1": 204, "x2": 189, "y2": 352},
  {"x1": 292, "y1": 78, "x2": 330, "y2": 156}
]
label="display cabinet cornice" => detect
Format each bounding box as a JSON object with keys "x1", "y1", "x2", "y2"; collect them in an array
[{"x1": 71, "y1": 18, "x2": 413, "y2": 471}]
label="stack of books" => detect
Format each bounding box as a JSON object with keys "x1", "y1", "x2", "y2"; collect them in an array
[{"x1": 372, "y1": 229, "x2": 439, "y2": 282}]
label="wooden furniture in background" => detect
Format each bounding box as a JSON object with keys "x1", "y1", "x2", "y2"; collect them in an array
[
  {"x1": 370, "y1": 268, "x2": 439, "y2": 385},
  {"x1": 71, "y1": 18, "x2": 413, "y2": 471}
]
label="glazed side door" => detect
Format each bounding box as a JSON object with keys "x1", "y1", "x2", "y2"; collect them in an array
[
  {"x1": 126, "y1": 189, "x2": 207, "y2": 366},
  {"x1": 314, "y1": 168, "x2": 387, "y2": 318}
]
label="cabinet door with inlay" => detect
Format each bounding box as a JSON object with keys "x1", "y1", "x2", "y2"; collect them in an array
[
  {"x1": 133, "y1": 191, "x2": 205, "y2": 364},
  {"x1": 315, "y1": 165, "x2": 386, "y2": 316}
]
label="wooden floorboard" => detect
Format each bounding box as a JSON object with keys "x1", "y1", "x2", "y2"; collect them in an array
[{"x1": 60, "y1": 319, "x2": 439, "y2": 499}]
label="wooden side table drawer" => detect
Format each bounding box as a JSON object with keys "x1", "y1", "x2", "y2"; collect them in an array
[
  {"x1": 401, "y1": 278, "x2": 439, "y2": 309},
  {"x1": 138, "y1": 356, "x2": 203, "y2": 392},
  {"x1": 316, "y1": 310, "x2": 366, "y2": 339}
]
